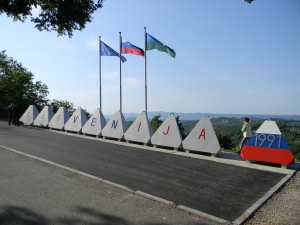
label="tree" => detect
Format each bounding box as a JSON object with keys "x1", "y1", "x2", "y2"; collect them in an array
[
  {"x1": 150, "y1": 114, "x2": 163, "y2": 133},
  {"x1": 82, "y1": 108, "x2": 91, "y2": 119},
  {"x1": 0, "y1": 0, "x2": 104, "y2": 37},
  {"x1": 176, "y1": 116, "x2": 187, "y2": 139},
  {"x1": 214, "y1": 128, "x2": 235, "y2": 150},
  {"x1": 0, "y1": 50, "x2": 49, "y2": 117},
  {"x1": 52, "y1": 99, "x2": 91, "y2": 118},
  {"x1": 52, "y1": 99, "x2": 75, "y2": 115}
]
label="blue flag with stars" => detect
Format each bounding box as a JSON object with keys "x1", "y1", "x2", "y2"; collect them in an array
[{"x1": 100, "y1": 41, "x2": 127, "y2": 63}]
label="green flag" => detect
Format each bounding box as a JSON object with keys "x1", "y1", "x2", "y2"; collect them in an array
[{"x1": 146, "y1": 33, "x2": 176, "y2": 58}]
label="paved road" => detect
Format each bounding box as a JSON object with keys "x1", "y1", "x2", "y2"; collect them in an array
[
  {"x1": 0, "y1": 122, "x2": 291, "y2": 223},
  {"x1": 0, "y1": 145, "x2": 218, "y2": 225}
]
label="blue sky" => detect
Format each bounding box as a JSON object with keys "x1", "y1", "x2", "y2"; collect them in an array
[{"x1": 1, "y1": 0, "x2": 299, "y2": 116}]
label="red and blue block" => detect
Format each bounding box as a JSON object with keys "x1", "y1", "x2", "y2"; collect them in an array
[{"x1": 242, "y1": 133, "x2": 294, "y2": 165}]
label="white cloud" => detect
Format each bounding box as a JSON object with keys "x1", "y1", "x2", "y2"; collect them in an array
[
  {"x1": 102, "y1": 71, "x2": 119, "y2": 81},
  {"x1": 123, "y1": 77, "x2": 143, "y2": 90}
]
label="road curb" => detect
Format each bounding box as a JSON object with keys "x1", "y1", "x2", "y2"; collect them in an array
[
  {"x1": 177, "y1": 205, "x2": 230, "y2": 225},
  {"x1": 135, "y1": 191, "x2": 177, "y2": 207},
  {"x1": 232, "y1": 173, "x2": 295, "y2": 225}
]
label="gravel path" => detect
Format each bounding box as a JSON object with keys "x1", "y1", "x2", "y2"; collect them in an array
[{"x1": 245, "y1": 171, "x2": 300, "y2": 225}]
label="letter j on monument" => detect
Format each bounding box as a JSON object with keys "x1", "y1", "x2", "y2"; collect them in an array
[{"x1": 241, "y1": 120, "x2": 295, "y2": 166}]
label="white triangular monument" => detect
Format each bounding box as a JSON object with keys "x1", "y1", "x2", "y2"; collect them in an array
[
  {"x1": 82, "y1": 109, "x2": 107, "y2": 137},
  {"x1": 19, "y1": 105, "x2": 39, "y2": 125},
  {"x1": 33, "y1": 106, "x2": 54, "y2": 127},
  {"x1": 64, "y1": 107, "x2": 87, "y2": 134},
  {"x1": 124, "y1": 111, "x2": 153, "y2": 145},
  {"x1": 102, "y1": 111, "x2": 128, "y2": 140},
  {"x1": 256, "y1": 121, "x2": 281, "y2": 134},
  {"x1": 151, "y1": 113, "x2": 183, "y2": 150},
  {"x1": 48, "y1": 107, "x2": 70, "y2": 131},
  {"x1": 182, "y1": 117, "x2": 221, "y2": 156}
]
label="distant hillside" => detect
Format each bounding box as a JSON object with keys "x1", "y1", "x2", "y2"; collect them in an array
[{"x1": 105, "y1": 111, "x2": 300, "y2": 121}]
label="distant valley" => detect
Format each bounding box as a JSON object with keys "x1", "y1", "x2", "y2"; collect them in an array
[{"x1": 105, "y1": 111, "x2": 300, "y2": 121}]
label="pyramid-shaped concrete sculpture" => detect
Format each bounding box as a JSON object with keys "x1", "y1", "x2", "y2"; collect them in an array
[
  {"x1": 124, "y1": 111, "x2": 153, "y2": 144},
  {"x1": 19, "y1": 105, "x2": 39, "y2": 125},
  {"x1": 182, "y1": 117, "x2": 221, "y2": 155},
  {"x1": 33, "y1": 106, "x2": 54, "y2": 127},
  {"x1": 64, "y1": 107, "x2": 87, "y2": 134},
  {"x1": 48, "y1": 107, "x2": 70, "y2": 131},
  {"x1": 82, "y1": 109, "x2": 107, "y2": 137},
  {"x1": 242, "y1": 120, "x2": 295, "y2": 166},
  {"x1": 151, "y1": 114, "x2": 182, "y2": 150},
  {"x1": 102, "y1": 111, "x2": 128, "y2": 140}
]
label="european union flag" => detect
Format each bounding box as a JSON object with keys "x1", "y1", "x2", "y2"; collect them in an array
[{"x1": 100, "y1": 41, "x2": 127, "y2": 63}]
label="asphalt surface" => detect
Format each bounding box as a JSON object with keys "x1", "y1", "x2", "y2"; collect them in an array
[
  {"x1": 0, "y1": 122, "x2": 290, "y2": 223},
  {"x1": 0, "y1": 145, "x2": 218, "y2": 225}
]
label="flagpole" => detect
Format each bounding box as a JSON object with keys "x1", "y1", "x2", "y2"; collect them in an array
[
  {"x1": 119, "y1": 32, "x2": 122, "y2": 112},
  {"x1": 99, "y1": 36, "x2": 102, "y2": 112},
  {"x1": 144, "y1": 27, "x2": 147, "y2": 116}
]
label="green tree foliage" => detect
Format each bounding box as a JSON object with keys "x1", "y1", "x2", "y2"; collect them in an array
[
  {"x1": 0, "y1": 0, "x2": 104, "y2": 37},
  {"x1": 127, "y1": 121, "x2": 134, "y2": 127},
  {"x1": 176, "y1": 116, "x2": 186, "y2": 139},
  {"x1": 214, "y1": 128, "x2": 235, "y2": 150},
  {"x1": 0, "y1": 50, "x2": 49, "y2": 117},
  {"x1": 52, "y1": 99, "x2": 90, "y2": 118},
  {"x1": 82, "y1": 108, "x2": 91, "y2": 119},
  {"x1": 52, "y1": 99, "x2": 75, "y2": 115},
  {"x1": 277, "y1": 122, "x2": 300, "y2": 157},
  {"x1": 150, "y1": 114, "x2": 163, "y2": 133}
]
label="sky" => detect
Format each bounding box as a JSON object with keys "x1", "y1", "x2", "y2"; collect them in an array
[{"x1": 1, "y1": 0, "x2": 300, "y2": 116}]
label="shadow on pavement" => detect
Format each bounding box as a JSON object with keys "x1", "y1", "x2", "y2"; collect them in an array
[{"x1": 0, "y1": 205, "x2": 197, "y2": 225}]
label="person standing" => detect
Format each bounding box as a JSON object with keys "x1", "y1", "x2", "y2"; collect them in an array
[
  {"x1": 12, "y1": 103, "x2": 20, "y2": 126},
  {"x1": 51, "y1": 102, "x2": 58, "y2": 114},
  {"x1": 8, "y1": 102, "x2": 14, "y2": 125},
  {"x1": 237, "y1": 117, "x2": 252, "y2": 154}
]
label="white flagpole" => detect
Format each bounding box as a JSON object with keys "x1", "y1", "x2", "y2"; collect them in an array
[
  {"x1": 119, "y1": 32, "x2": 122, "y2": 112},
  {"x1": 99, "y1": 36, "x2": 102, "y2": 112},
  {"x1": 144, "y1": 27, "x2": 147, "y2": 116}
]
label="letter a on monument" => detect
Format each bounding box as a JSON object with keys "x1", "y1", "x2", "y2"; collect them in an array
[
  {"x1": 19, "y1": 105, "x2": 39, "y2": 125},
  {"x1": 182, "y1": 117, "x2": 221, "y2": 154},
  {"x1": 33, "y1": 106, "x2": 54, "y2": 127}
]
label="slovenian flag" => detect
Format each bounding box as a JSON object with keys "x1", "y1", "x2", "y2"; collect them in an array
[{"x1": 121, "y1": 38, "x2": 144, "y2": 56}]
